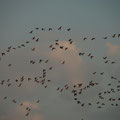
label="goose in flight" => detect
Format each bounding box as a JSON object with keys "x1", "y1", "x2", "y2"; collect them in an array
[
  {"x1": 36, "y1": 100, "x2": 40, "y2": 103},
  {"x1": 2, "y1": 52, "x2": 5, "y2": 56},
  {"x1": 41, "y1": 28, "x2": 45, "y2": 31},
  {"x1": 118, "y1": 34, "x2": 120, "y2": 37},
  {"x1": 29, "y1": 31, "x2": 33, "y2": 34},
  {"x1": 62, "y1": 61, "x2": 65, "y2": 64},
  {"x1": 49, "y1": 45, "x2": 53, "y2": 48},
  {"x1": 74, "y1": 98, "x2": 77, "y2": 100},
  {"x1": 65, "y1": 47, "x2": 68, "y2": 51},
  {"x1": 90, "y1": 56, "x2": 94, "y2": 59},
  {"x1": 68, "y1": 39, "x2": 72, "y2": 41},
  {"x1": 51, "y1": 47, "x2": 56, "y2": 50},
  {"x1": 91, "y1": 38, "x2": 95, "y2": 40},
  {"x1": 8, "y1": 64, "x2": 12, "y2": 67},
  {"x1": 36, "y1": 38, "x2": 39, "y2": 42},
  {"x1": 100, "y1": 72, "x2": 104, "y2": 75},
  {"x1": 12, "y1": 99, "x2": 17, "y2": 103},
  {"x1": 25, "y1": 112, "x2": 29, "y2": 117},
  {"x1": 58, "y1": 26, "x2": 62, "y2": 30},
  {"x1": 111, "y1": 61, "x2": 115, "y2": 64},
  {"x1": 60, "y1": 46, "x2": 64, "y2": 49},
  {"x1": 103, "y1": 37, "x2": 107, "y2": 39},
  {"x1": 83, "y1": 37, "x2": 87, "y2": 40},
  {"x1": 21, "y1": 44, "x2": 25, "y2": 47},
  {"x1": 77, "y1": 101, "x2": 80, "y2": 104},
  {"x1": 104, "y1": 60, "x2": 108, "y2": 63},
  {"x1": 88, "y1": 53, "x2": 91, "y2": 56},
  {"x1": 26, "y1": 41, "x2": 30, "y2": 44},
  {"x1": 67, "y1": 28, "x2": 71, "y2": 31},
  {"x1": 103, "y1": 56, "x2": 107, "y2": 59},
  {"x1": 36, "y1": 27, "x2": 39, "y2": 30},
  {"x1": 55, "y1": 42, "x2": 59, "y2": 45},
  {"x1": 49, "y1": 28, "x2": 52, "y2": 31},
  {"x1": 32, "y1": 37, "x2": 35, "y2": 40},
  {"x1": 39, "y1": 59, "x2": 43, "y2": 63},
  {"x1": 8, "y1": 46, "x2": 12, "y2": 50},
  {"x1": 4, "y1": 96, "x2": 7, "y2": 100},
  {"x1": 20, "y1": 103, "x2": 23, "y2": 106},
  {"x1": 31, "y1": 48, "x2": 35, "y2": 51},
  {"x1": 49, "y1": 67, "x2": 52, "y2": 70},
  {"x1": 112, "y1": 34, "x2": 116, "y2": 38},
  {"x1": 79, "y1": 53, "x2": 84, "y2": 56},
  {"x1": 45, "y1": 60, "x2": 49, "y2": 63}
]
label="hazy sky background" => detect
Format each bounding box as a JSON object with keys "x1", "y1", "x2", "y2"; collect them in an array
[{"x1": 0, "y1": 0, "x2": 120, "y2": 120}]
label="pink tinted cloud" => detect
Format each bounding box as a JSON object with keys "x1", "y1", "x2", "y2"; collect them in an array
[
  {"x1": 49, "y1": 41, "x2": 85, "y2": 85},
  {"x1": 106, "y1": 42, "x2": 120, "y2": 56}
]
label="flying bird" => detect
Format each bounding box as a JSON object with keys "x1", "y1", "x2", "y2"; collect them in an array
[
  {"x1": 49, "y1": 28, "x2": 52, "y2": 31},
  {"x1": 29, "y1": 31, "x2": 33, "y2": 34},
  {"x1": 83, "y1": 37, "x2": 87, "y2": 40},
  {"x1": 67, "y1": 28, "x2": 71, "y2": 31},
  {"x1": 58, "y1": 26, "x2": 62, "y2": 30},
  {"x1": 41, "y1": 28, "x2": 45, "y2": 31},
  {"x1": 8, "y1": 64, "x2": 12, "y2": 67},
  {"x1": 36, "y1": 100, "x2": 40, "y2": 103},
  {"x1": 112, "y1": 34, "x2": 116, "y2": 38},
  {"x1": 31, "y1": 48, "x2": 35, "y2": 51},
  {"x1": 118, "y1": 34, "x2": 120, "y2": 37},
  {"x1": 103, "y1": 37, "x2": 107, "y2": 39},
  {"x1": 91, "y1": 38, "x2": 95, "y2": 40},
  {"x1": 36, "y1": 27, "x2": 39, "y2": 30}
]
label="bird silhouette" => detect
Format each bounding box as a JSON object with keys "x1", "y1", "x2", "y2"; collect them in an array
[
  {"x1": 58, "y1": 26, "x2": 62, "y2": 30},
  {"x1": 41, "y1": 28, "x2": 45, "y2": 31},
  {"x1": 104, "y1": 60, "x2": 108, "y2": 63},
  {"x1": 49, "y1": 67, "x2": 52, "y2": 70},
  {"x1": 2, "y1": 53, "x2": 5, "y2": 56},
  {"x1": 31, "y1": 48, "x2": 35, "y2": 51},
  {"x1": 67, "y1": 28, "x2": 71, "y2": 31},
  {"x1": 36, "y1": 100, "x2": 40, "y2": 103},
  {"x1": 26, "y1": 41, "x2": 30, "y2": 44},
  {"x1": 48, "y1": 28, "x2": 52, "y2": 31},
  {"x1": 112, "y1": 34, "x2": 116, "y2": 38},
  {"x1": 62, "y1": 61, "x2": 65, "y2": 64},
  {"x1": 83, "y1": 37, "x2": 87, "y2": 40},
  {"x1": 12, "y1": 99, "x2": 17, "y2": 103},
  {"x1": 103, "y1": 37, "x2": 107, "y2": 39},
  {"x1": 111, "y1": 62, "x2": 115, "y2": 64},
  {"x1": 100, "y1": 72, "x2": 104, "y2": 75},
  {"x1": 118, "y1": 34, "x2": 120, "y2": 37},
  {"x1": 32, "y1": 37, "x2": 35, "y2": 40},
  {"x1": 91, "y1": 38, "x2": 95, "y2": 40},
  {"x1": 36, "y1": 27, "x2": 39, "y2": 30},
  {"x1": 29, "y1": 31, "x2": 33, "y2": 34},
  {"x1": 25, "y1": 112, "x2": 29, "y2": 117},
  {"x1": 60, "y1": 46, "x2": 64, "y2": 49},
  {"x1": 8, "y1": 64, "x2": 12, "y2": 67},
  {"x1": 49, "y1": 45, "x2": 53, "y2": 48},
  {"x1": 103, "y1": 56, "x2": 107, "y2": 59},
  {"x1": 4, "y1": 96, "x2": 7, "y2": 100},
  {"x1": 36, "y1": 38, "x2": 39, "y2": 42}
]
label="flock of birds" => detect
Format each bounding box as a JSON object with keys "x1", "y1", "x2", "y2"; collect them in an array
[{"x1": 0, "y1": 26, "x2": 120, "y2": 120}]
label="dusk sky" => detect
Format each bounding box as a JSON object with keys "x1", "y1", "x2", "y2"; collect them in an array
[{"x1": 0, "y1": 0, "x2": 120, "y2": 120}]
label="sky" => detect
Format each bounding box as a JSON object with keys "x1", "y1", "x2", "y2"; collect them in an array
[{"x1": 0, "y1": 0, "x2": 120, "y2": 120}]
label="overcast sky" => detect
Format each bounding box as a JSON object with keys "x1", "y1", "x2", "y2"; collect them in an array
[{"x1": 0, "y1": 0, "x2": 120, "y2": 120}]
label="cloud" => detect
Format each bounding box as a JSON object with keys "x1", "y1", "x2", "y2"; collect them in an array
[
  {"x1": 106, "y1": 42, "x2": 120, "y2": 56},
  {"x1": 49, "y1": 40, "x2": 85, "y2": 85},
  {"x1": 31, "y1": 114, "x2": 44, "y2": 120}
]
